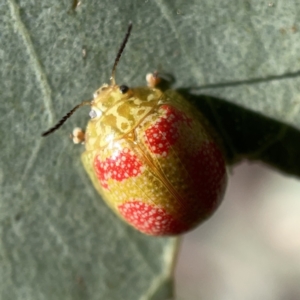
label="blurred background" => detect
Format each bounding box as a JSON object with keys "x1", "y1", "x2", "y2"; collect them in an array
[{"x1": 176, "y1": 162, "x2": 300, "y2": 300}]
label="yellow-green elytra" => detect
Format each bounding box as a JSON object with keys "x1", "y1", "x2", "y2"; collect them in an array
[{"x1": 42, "y1": 24, "x2": 227, "y2": 236}]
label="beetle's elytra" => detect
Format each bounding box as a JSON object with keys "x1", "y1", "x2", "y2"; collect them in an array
[{"x1": 42, "y1": 23, "x2": 227, "y2": 236}]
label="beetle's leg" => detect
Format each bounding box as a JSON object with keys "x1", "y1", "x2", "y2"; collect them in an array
[
  {"x1": 70, "y1": 127, "x2": 85, "y2": 144},
  {"x1": 146, "y1": 72, "x2": 162, "y2": 88}
]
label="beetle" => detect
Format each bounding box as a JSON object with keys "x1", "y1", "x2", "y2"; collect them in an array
[{"x1": 42, "y1": 23, "x2": 227, "y2": 236}]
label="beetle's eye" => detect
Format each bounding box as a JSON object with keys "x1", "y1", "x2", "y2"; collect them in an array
[
  {"x1": 89, "y1": 109, "x2": 102, "y2": 119},
  {"x1": 119, "y1": 85, "x2": 129, "y2": 94}
]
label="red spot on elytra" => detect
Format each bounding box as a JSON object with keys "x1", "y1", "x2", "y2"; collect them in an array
[
  {"x1": 185, "y1": 141, "x2": 226, "y2": 220},
  {"x1": 118, "y1": 201, "x2": 187, "y2": 235},
  {"x1": 144, "y1": 105, "x2": 192, "y2": 156},
  {"x1": 190, "y1": 141, "x2": 225, "y2": 196},
  {"x1": 94, "y1": 148, "x2": 143, "y2": 189}
]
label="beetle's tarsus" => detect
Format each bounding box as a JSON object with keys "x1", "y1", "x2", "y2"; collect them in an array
[
  {"x1": 146, "y1": 72, "x2": 161, "y2": 88},
  {"x1": 71, "y1": 127, "x2": 85, "y2": 144}
]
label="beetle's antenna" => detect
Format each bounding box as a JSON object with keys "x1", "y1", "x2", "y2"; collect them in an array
[
  {"x1": 110, "y1": 22, "x2": 132, "y2": 85},
  {"x1": 41, "y1": 100, "x2": 90, "y2": 137}
]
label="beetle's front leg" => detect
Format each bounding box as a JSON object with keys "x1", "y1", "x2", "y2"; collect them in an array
[
  {"x1": 146, "y1": 72, "x2": 162, "y2": 88},
  {"x1": 71, "y1": 127, "x2": 85, "y2": 144}
]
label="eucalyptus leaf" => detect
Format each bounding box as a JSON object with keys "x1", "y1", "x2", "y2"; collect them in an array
[{"x1": 1, "y1": 0, "x2": 300, "y2": 299}]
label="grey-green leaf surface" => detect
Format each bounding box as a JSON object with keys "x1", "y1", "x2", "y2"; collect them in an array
[{"x1": 1, "y1": 0, "x2": 300, "y2": 299}]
